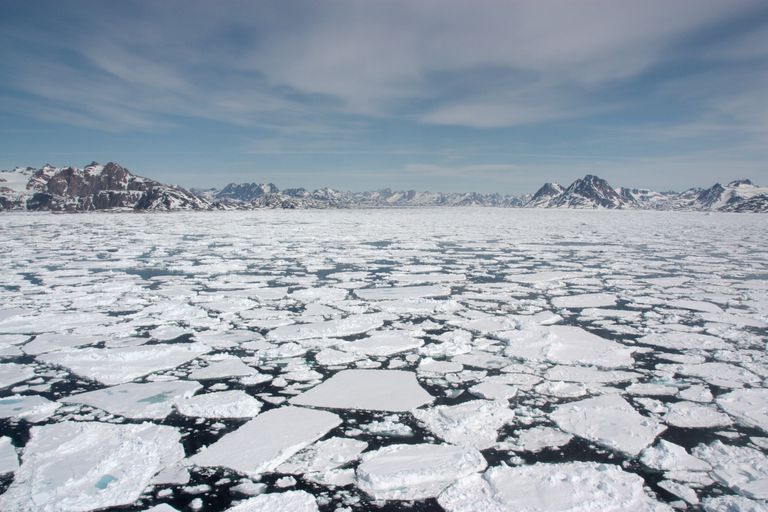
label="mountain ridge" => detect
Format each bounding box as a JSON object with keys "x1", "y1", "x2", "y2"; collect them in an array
[{"x1": 2, "y1": 162, "x2": 766, "y2": 212}]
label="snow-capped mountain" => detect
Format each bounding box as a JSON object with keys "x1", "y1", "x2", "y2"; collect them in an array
[
  {"x1": 2, "y1": 162, "x2": 766, "y2": 212},
  {"x1": 0, "y1": 162, "x2": 211, "y2": 211},
  {"x1": 527, "y1": 175, "x2": 768, "y2": 212},
  {"x1": 527, "y1": 175, "x2": 632, "y2": 209},
  {"x1": 199, "y1": 183, "x2": 523, "y2": 209}
]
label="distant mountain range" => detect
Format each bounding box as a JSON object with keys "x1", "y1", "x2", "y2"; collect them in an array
[{"x1": 1, "y1": 162, "x2": 766, "y2": 212}]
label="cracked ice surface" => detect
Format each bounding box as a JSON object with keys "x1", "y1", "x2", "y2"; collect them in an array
[{"x1": 0, "y1": 209, "x2": 766, "y2": 511}]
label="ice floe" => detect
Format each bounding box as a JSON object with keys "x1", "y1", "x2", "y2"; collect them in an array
[
  {"x1": 290, "y1": 369, "x2": 433, "y2": 412},
  {"x1": 356, "y1": 443, "x2": 486, "y2": 500},
  {"x1": 175, "y1": 390, "x2": 262, "y2": 418},
  {"x1": 190, "y1": 406, "x2": 341, "y2": 477},
  {"x1": 438, "y1": 462, "x2": 672, "y2": 512},
  {"x1": 413, "y1": 399, "x2": 515, "y2": 450},
  {"x1": 225, "y1": 490, "x2": 318, "y2": 511},
  {"x1": 717, "y1": 388, "x2": 768, "y2": 433},
  {"x1": 551, "y1": 394, "x2": 665, "y2": 456},
  {"x1": 0, "y1": 421, "x2": 184, "y2": 511}
]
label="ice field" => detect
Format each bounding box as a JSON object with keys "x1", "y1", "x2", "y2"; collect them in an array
[{"x1": 0, "y1": 208, "x2": 766, "y2": 511}]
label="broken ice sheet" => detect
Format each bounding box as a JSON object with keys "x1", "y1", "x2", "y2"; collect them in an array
[
  {"x1": 61, "y1": 380, "x2": 201, "y2": 419},
  {"x1": 0, "y1": 394, "x2": 60, "y2": 422},
  {"x1": 290, "y1": 369, "x2": 433, "y2": 412},
  {"x1": 277, "y1": 436, "x2": 367, "y2": 474},
  {"x1": 692, "y1": 441, "x2": 768, "y2": 500},
  {"x1": 0, "y1": 436, "x2": 18, "y2": 475},
  {"x1": 225, "y1": 490, "x2": 319, "y2": 511},
  {"x1": 413, "y1": 399, "x2": 515, "y2": 450},
  {"x1": 551, "y1": 394, "x2": 665, "y2": 456},
  {"x1": 355, "y1": 443, "x2": 486, "y2": 501},
  {"x1": 0, "y1": 362, "x2": 35, "y2": 389},
  {"x1": 38, "y1": 342, "x2": 210, "y2": 385},
  {"x1": 438, "y1": 462, "x2": 672, "y2": 512},
  {"x1": 176, "y1": 390, "x2": 262, "y2": 419},
  {"x1": 189, "y1": 406, "x2": 341, "y2": 477},
  {"x1": 0, "y1": 422, "x2": 184, "y2": 511}
]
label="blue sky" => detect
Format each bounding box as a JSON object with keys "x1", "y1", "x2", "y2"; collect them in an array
[{"x1": 1, "y1": 0, "x2": 767, "y2": 193}]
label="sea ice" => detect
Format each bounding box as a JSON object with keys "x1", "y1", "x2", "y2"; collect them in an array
[
  {"x1": 552, "y1": 293, "x2": 617, "y2": 309},
  {"x1": 38, "y1": 342, "x2": 210, "y2": 385},
  {"x1": 663, "y1": 402, "x2": 732, "y2": 429},
  {"x1": 355, "y1": 285, "x2": 450, "y2": 301},
  {"x1": 61, "y1": 380, "x2": 201, "y2": 419},
  {"x1": 0, "y1": 362, "x2": 35, "y2": 389},
  {"x1": 640, "y1": 440, "x2": 711, "y2": 472},
  {"x1": 225, "y1": 490, "x2": 319, "y2": 512},
  {"x1": 277, "y1": 436, "x2": 367, "y2": 474},
  {"x1": 717, "y1": 388, "x2": 768, "y2": 433},
  {"x1": 513, "y1": 426, "x2": 573, "y2": 452},
  {"x1": 188, "y1": 357, "x2": 258, "y2": 380},
  {"x1": 438, "y1": 462, "x2": 672, "y2": 512},
  {"x1": 290, "y1": 369, "x2": 433, "y2": 412},
  {"x1": 189, "y1": 406, "x2": 341, "y2": 477},
  {"x1": 692, "y1": 441, "x2": 768, "y2": 499},
  {"x1": 0, "y1": 436, "x2": 18, "y2": 474},
  {"x1": 413, "y1": 399, "x2": 515, "y2": 450},
  {"x1": 551, "y1": 394, "x2": 665, "y2": 456},
  {"x1": 0, "y1": 394, "x2": 60, "y2": 422},
  {"x1": 505, "y1": 325, "x2": 634, "y2": 368},
  {"x1": 175, "y1": 390, "x2": 262, "y2": 418},
  {"x1": 355, "y1": 443, "x2": 486, "y2": 500},
  {"x1": 0, "y1": 421, "x2": 184, "y2": 511},
  {"x1": 267, "y1": 313, "x2": 392, "y2": 341},
  {"x1": 339, "y1": 330, "x2": 423, "y2": 356}
]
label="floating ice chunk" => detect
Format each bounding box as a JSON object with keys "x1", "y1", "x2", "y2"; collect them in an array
[
  {"x1": 506, "y1": 271, "x2": 580, "y2": 284},
  {"x1": 701, "y1": 495, "x2": 768, "y2": 512},
  {"x1": 513, "y1": 426, "x2": 573, "y2": 452},
  {"x1": 22, "y1": 333, "x2": 98, "y2": 355},
  {"x1": 453, "y1": 352, "x2": 509, "y2": 370},
  {"x1": 150, "y1": 325, "x2": 188, "y2": 341},
  {"x1": 664, "y1": 402, "x2": 732, "y2": 429},
  {"x1": 0, "y1": 421, "x2": 184, "y2": 512},
  {"x1": 535, "y1": 380, "x2": 587, "y2": 398},
  {"x1": 290, "y1": 370, "x2": 433, "y2": 412},
  {"x1": 668, "y1": 300, "x2": 723, "y2": 314},
  {"x1": 637, "y1": 332, "x2": 729, "y2": 351},
  {"x1": 355, "y1": 443, "x2": 486, "y2": 501},
  {"x1": 452, "y1": 316, "x2": 518, "y2": 335},
  {"x1": 678, "y1": 385, "x2": 713, "y2": 403},
  {"x1": 413, "y1": 400, "x2": 515, "y2": 450},
  {"x1": 190, "y1": 406, "x2": 341, "y2": 477},
  {"x1": 640, "y1": 440, "x2": 711, "y2": 472},
  {"x1": 0, "y1": 394, "x2": 60, "y2": 422},
  {"x1": 717, "y1": 388, "x2": 768, "y2": 433},
  {"x1": 0, "y1": 437, "x2": 18, "y2": 475},
  {"x1": 692, "y1": 441, "x2": 768, "y2": 500},
  {"x1": 277, "y1": 437, "x2": 367, "y2": 474},
  {"x1": 551, "y1": 394, "x2": 665, "y2": 456},
  {"x1": 417, "y1": 358, "x2": 463, "y2": 375},
  {"x1": 506, "y1": 325, "x2": 633, "y2": 368},
  {"x1": 339, "y1": 331, "x2": 423, "y2": 356},
  {"x1": 0, "y1": 363, "x2": 35, "y2": 389},
  {"x1": 545, "y1": 365, "x2": 640, "y2": 383},
  {"x1": 355, "y1": 285, "x2": 450, "y2": 301},
  {"x1": 314, "y1": 348, "x2": 360, "y2": 366},
  {"x1": 267, "y1": 313, "x2": 392, "y2": 342},
  {"x1": 438, "y1": 462, "x2": 672, "y2": 512},
  {"x1": 61, "y1": 380, "x2": 201, "y2": 419},
  {"x1": 176, "y1": 390, "x2": 262, "y2": 419},
  {"x1": 552, "y1": 293, "x2": 617, "y2": 309},
  {"x1": 38, "y1": 342, "x2": 210, "y2": 385},
  {"x1": 700, "y1": 312, "x2": 767, "y2": 328},
  {"x1": 468, "y1": 381, "x2": 517, "y2": 400},
  {"x1": 225, "y1": 490, "x2": 318, "y2": 512},
  {"x1": 675, "y1": 362, "x2": 760, "y2": 389},
  {"x1": 658, "y1": 480, "x2": 699, "y2": 505},
  {"x1": 188, "y1": 358, "x2": 258, "y2": 380},
  {"x1": 626, "y1": 383, "x2": 679, "y2": 396},
  {"x1": 144, "y1": 505, "x2": 180, "y2": 512}
]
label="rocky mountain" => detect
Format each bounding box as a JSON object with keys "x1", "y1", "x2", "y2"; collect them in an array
[
  {"x1": 526, "y1": 175, "x2": 768, "y2": 212},
  {"x1": 0, "y1": 162, "x2": 211, "y2": 211},
  {"x1": 199, "y1": 183, "x2": 524, "y2": 209},
  {"x1": 527, "y1": 175, "x2": 632, "y2": 209},
  {"x1": 2, "y1": 161, "x2": 766, "y2": 212}
]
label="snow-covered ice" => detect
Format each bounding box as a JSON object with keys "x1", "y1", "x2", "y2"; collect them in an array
[
  {"x1": 1, "y1": 208, "x2": 766, "y2": 511},
  {"x1": 290, "y1": 369, "x2": 433, "y2": 412},
  {"x1": 356, "y1": 443, "x2": 486, "y2": 500},
  {"x1": 190, "y1": 406, "x2": 341, "y2": 477},
  {"x1": 0, "y1": 422, "x2": 184, "y2": 511},
  {"x1": 551, "y1": 394, "x2": 665, "y2": 456}
]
